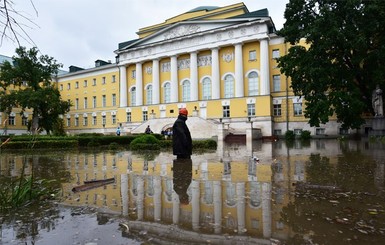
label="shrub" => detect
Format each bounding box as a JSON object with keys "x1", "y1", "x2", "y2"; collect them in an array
[
  {"x1": 300, "y1": 130, "x2": 311, "y2": 140},
  {"x1": 285, "y1": 130, "x2": 295, "y2": 141},
  {"x1": 87, "y1": 139, "x2": 101, "y2": 148},
  {"x1": 130, "y1": 135, "x2": 160, "y2": 151},
  {"x1": 108, "y1": 142, "x2": 120, "y2": 150},
  {"x1": 192, "y1": 139, "x2": 217, "y2": 150}
]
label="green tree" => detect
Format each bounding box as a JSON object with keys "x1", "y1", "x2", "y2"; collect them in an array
[
  {"x1": 0, "y1": 47, "x2": 71, "y2": 135},
  {"x1": 278, "y1": 0, "x2": 385, "y2": 129}
]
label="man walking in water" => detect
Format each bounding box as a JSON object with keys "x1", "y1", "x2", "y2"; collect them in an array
[
  {"x1": 172, "y1": 107, "x2": 192, "y2": 205},
  {"x1": 172, "y1": 108, "x2": 192, "y2": 159}
]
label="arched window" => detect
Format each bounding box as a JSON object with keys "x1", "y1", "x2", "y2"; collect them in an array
[
  {"x1": 248, "y1": 71, "x2": 259, "y2": 96},
  {"x1": 146, "y1": 84, "x2": 153, "y2": 105},
  {"x1": 182, "y1": 80, "x2": 191, "y2": 102},
  {"x1": 130, "y1": 87, "x2": 136, "y2": 106},
  {"x1": 163, "y1": 82, "x2": 171, "y2": 103},
  {"x1": 202, "y1": 77, "x2": 211, "y2": 100},
  {"x1": 224, "y1": 74, "x2": 234, "y2": 98}
]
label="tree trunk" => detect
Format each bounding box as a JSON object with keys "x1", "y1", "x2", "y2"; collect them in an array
[{"x1": 31, "y1": 111, "x2": 39, "y2": 135}]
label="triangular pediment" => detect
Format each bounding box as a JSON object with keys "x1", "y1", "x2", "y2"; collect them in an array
[{"x1": 120, "y1": 19, "x2": 255, "y2": 50}]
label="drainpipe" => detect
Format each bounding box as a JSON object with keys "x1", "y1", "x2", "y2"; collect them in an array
[{"x1": 285, "y1": 42, "x2": 289, "y2": 132}]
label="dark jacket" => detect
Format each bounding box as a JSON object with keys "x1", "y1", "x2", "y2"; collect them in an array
[{"x1": 172, "y1": 115, "x2": 192, "y2": 158}]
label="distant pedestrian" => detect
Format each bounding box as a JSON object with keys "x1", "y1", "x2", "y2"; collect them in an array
[
  {"x1": 116, "y1": 127, "x2": 121, "y2": 136},
  {"x1": 145, "y1": 125, "x2": 153, "y2": 134}
]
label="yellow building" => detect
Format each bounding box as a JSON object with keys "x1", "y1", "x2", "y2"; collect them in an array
[{"x1": 2, "y1": 2, "x2": 358, "y2": 137}]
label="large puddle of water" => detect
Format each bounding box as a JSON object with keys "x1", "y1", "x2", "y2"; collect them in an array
[{"x1": 0, "y1": 139, "x2": 384, "y2": 244}]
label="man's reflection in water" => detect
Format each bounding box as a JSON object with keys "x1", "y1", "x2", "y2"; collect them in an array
[{"x1": 172, "y1": 158, "x2": 192, "y2": 205}]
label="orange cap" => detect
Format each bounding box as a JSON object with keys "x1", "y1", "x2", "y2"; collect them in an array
[{"x1": 179, "y1": 108, "x2": 188, "y2": 116}]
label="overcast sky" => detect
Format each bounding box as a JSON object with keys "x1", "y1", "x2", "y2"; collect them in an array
[{"x1": 1, "y1": 0, "x2": 289, "y2": 70}]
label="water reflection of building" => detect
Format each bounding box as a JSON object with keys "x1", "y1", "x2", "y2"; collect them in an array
[
  {"x1": 60, "y1": 150, "x2": 273, "y2": 241},
  {"x1": 1, "y1": 139, "x2": 384, "y2": 243}
]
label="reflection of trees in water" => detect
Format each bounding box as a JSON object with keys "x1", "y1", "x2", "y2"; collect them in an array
[
  {"x1": 1, "y1": 202, "x2": 60, "y2": 244},
  {"x1": 282, "y1": 147, "x2": 385, "y2": 244},
  {"x1": 306, "y1": 150, "x2": 377, "y2": 192}
]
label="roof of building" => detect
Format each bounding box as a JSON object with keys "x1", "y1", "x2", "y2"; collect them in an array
[
  {"x1": 228, "y1": 8, "x2": 269, "y2": 18},
  {"x1": 0, "y1": 54, "x2": 13, "y2": 64},
  {"x1": 186, "y1": 6, "x2": 220, "y2": 13}
]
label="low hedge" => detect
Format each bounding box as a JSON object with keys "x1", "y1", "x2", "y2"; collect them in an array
[
  {"x1": 0, "y1": 134, "x2": 217, "y2": 151},
  {"x1": 77, "y1": 135, "x2": 135, "y2": 147},
  {"x1": 1, "y1": 140, "x2": 78, "y2": 149}
]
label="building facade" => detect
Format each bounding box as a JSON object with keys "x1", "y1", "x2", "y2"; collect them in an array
[{"x1": 2, "y1": 2, "x2": 363, "y2": 137}]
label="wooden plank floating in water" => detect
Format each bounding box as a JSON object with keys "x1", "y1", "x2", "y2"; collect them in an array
[{"x1": 72, "y1": 178, "x2": 115, "y2": 193}]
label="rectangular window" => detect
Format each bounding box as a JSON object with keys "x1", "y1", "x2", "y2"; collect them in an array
[
  {"x1": 274, "y1": 129, "x2": 282, "y2": 136},
  {"x1": 273, "y1": 75, "x2": 281, "y2": 92},
  {"x1": 84, "y1": 97, "x2": 88, "y2": 109},
  {"x1": 247, "y1": 104, "x2": 255, "y2": 117},
  {"x1": 92, "y1": 116, "x2": 97, "y2": 125},
  {"x1": 8, "y1": 116, "x2": 15, "y2": 125},
  {"x1": 75, "y1": 81, "x2": 79, "y2": 89},
  {"x1": 102, "y1": 77, "x2": 106, "y2": 84},
  {"x1": 273, "y1": 104, "x2": 282, "y2": 116},
  {"x1": 112, "y1": 94, "x2": 116, "y2": 106},
  {"x1": 112, "y1": 75, "x2": 116, "y2": 83},
  {"x1": 67, "y1": 83, "x2": 71, "y2": 90},
  {"x1": 223, "y1": 105, "x2": 230, "y2": 118},
  {"x1": 92, "y1": 78, "x2": 96, "y2": 86},
  {"x1": 143, "y1": 111, "x2": 148, "y2": 121},
  {"x1": 59, "y1": 84, "x2": 63, "y2": 91},
  {"x1": 83, "y1": 80, "x2": 88, "y2": 87},
  {"x1": 294, "y1": 103, "x2": 303, "y2": 116},
  {"x1": 83, "y1": 117, "x2": 88, "y2": 126},
  {"x1": 102, "y1": 115, "x2": 106, "y2": 126},
  {"x1": 126, "y1": 112, "x2": 131, "y2": 122},
  {"x1": 294, "y1": 129, "x2": 302, "y2": 135},
  {"x1": 75, "y1": 117, "x2": 79, "y2": 127},
  {"x1": 131, "y1": 70, "x2": 136, "y2": 79},
  {"x1": 316, "y1": 128, "x2": 325, "y2": 135},
  {"x1": 93, "y1": 96, "x2": 97, "y2": 108},
  {"x1": 66, "y1": 118, "x2": 71, "y2": 127},
  {"x1": 22, "y1": 116, "x2": 28, "y2": 126},
  {"x1": 112, "y1": 115, "x2": 116, "y2": 124},
  {"x1": 272, "y1": 49, "x2": 280, "y2": 59},
  {"x1": 75, "y1": 98, "x2": 79, "y2": 110},
  {"x1": 249, "y1": 50, "x2": 257, "y2": 61},
  {"x1": 102, "y1": 95, "x2": 106, "y2": 107}
]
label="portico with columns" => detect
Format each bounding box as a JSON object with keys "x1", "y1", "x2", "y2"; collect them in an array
[{"x1": 114, "y1": 11, "x2": 276, "y2": 137}]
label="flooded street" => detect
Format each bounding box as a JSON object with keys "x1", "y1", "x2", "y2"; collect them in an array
[{"x1": 0, "y1": 139, "x2": 384, "y2": 244}]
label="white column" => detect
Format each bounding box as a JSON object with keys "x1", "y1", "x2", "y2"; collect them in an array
[
  {"x1": 234, "y1": 43, "x2": 244, "y2": 97},
  {"x1": 152, "y1": 59, "x2": 160, "y2": 104},
  {"x1": 120, "y1": 174, "x2": 129, "y2": 216},
  {"x1": 213, "y1": 180, "x2": 222, "y2": 234},
  {"x1": 170, "y1": 56, "x2": 178, "y2": 103},
  {"x1": 172, "y1": 190, "x2": 180, "y2": 224},
  {"x1": 191, "y1": 179, "x2": 200, "y2": 231},
  {"x1": 119, "y1": 66, "x2": 127, "y2": 107},
  {"x1": 136, "y1": 62, "x2": 143, "y2": 106},
  {"x1": 190, "y1": 52, "x2": 198, "y2": 101},
  {"x1": 137, "y1": 176, "x2": 144, "y2": 221},
  {"x1": 211, "y1": 48, "x2": 220, "y2": 99},
  {"x1": 262, "y1": 182, "x2": 272, "y2": 238},
  {"x1": 260, "y1": 39, "x2": 270, "y2": 95},
  {"x1": 236, "y1": 182, "x2": 246, "y2": 234},
  {"x1": 153, "y1": 176, "x2": 162, "y2": 221}
]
